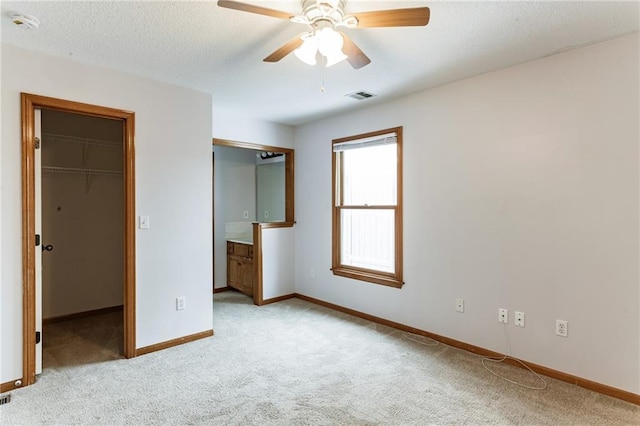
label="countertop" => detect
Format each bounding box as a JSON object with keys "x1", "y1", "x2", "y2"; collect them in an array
[{"x1": 227, "y1": 238, "x2": 253, "y2": 245}]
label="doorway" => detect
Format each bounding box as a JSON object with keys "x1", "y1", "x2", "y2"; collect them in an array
[
  {"x1": 21, "y1": 93, "x2": 136, "y2": 387},
  {"x1": 211, "y1": 138, "x2": 295, "y2": 306},
  {"x1": 41, "y1": 109, "x2": 125, "y2": 370}
]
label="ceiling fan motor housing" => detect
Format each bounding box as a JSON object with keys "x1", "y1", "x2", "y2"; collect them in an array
[{"x1": 301, "y1": 0, "x2": 346, "y2": 25}]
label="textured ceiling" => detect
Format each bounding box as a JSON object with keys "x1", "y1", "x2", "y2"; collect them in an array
[{"x1": 1, "y1": 1, "x2": 638, "y2": 125}]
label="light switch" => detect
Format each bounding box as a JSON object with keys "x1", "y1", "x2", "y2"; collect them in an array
[{"x1": 139, "y1": 215, "x2": 150, "y2": 229}]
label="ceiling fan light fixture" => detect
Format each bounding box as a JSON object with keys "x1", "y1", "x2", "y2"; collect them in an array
[
  {"x1": 324, "y1": 50, "x2": 348, "y2": 67},
  {"x1": 294, "y1": 28, "x2": 346, "y2": 67},
  {"x1": 317, "y1": 28, "x2": 346, "y2": 67},
  {"x1": 294, "y1": 36, "x2": 318, "y2": 65},
  {"x1": 317, "y1": 27, "x2": 341, "y2": 55}
]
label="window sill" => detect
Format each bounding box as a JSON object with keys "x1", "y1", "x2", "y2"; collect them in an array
[{"x1": 331, "y1": 267, "x2": 403, "y2": 289}]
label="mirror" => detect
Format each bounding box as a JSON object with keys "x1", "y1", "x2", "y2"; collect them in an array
[{"x1": 256, "y1": 156, "x2": 285, "y2": 222}]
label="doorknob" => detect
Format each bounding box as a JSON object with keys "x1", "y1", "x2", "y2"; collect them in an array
[{"x1": 42, "y1": 244, "x2": 53, "y2": 252}]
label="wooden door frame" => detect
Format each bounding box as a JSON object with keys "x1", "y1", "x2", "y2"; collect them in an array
[{"x1": 21, "y1": 93, "x2": 136, "y2": 387}]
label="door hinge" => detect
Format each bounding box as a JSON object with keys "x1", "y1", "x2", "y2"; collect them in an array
[
  {"x1": 35, "y1": 331, "x2": 41, "y2": 344},
  {"x1": 35, "y1": 137, "x2": 40, "y2": 149},
  {"x1": 35, "y1": 234, "x2": 41, "y2": 246}
]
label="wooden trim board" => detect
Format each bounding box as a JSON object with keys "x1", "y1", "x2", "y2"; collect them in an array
[
  {"x1": 136, "y1": 330, "x2": 214, "y2": 356},
  {"x1": 43, "y1": 305, "x2": 124, "y2": 325},
  {"x1": 213, "y1": 286, "x2": 231, "y2": 293},
  {"x1": 253, "y1": 223, "x2": 263, "y2": 306},
  {"x1": 213, "y1": 138, "x2": 291, "y2": 154},
  {"x1": 260, "y1": 294, "x2": 296, "y2": 306},
  {"x1": 294, "y1": 293, "x2": 640, "y2": 405},
  {"x1": 1, "y1": 380, "x2": 23, "y2": 393}
]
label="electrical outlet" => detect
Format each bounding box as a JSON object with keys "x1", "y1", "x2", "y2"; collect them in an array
[
  {"x1": 264, "y1": 210, "x2": 269, "y2": 218},
  {"x1": 498, "y1": 308, "x2": 508, "y2": 324},
  {"x1": 176, "y1": 297, "x2": 186, "y2": 311},
  {"x1": 456, "y1": 298, "x2": 464, "y2": 313},
  {"x1": 309, "y1": 269, "x2": 315, "y2": 279},
  {"x1": 556, "y1": 319, "x2": 568, "y2": 337},
  {"x1": 515, "y1": 311, "x2": 525, "y2": 327},
  {"x1": 242, "y1": 210, "x2": 249, "y2": 219}
]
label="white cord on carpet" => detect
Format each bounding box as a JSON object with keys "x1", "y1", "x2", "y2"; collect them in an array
[
  {"x1": 480, "y1": 324, "x2": 547, "y2": 390},
  {"x1": 401, "y1": 332, "x2": 439, "y2": 346},
  {"x1": 400, "y1": 324, "x2": 547, "y2": 390},
  {"x1": 481, "y1": 356, "x2": 547, "y2": 390}
]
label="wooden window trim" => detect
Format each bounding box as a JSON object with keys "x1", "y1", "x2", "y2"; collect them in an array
[{"x1": 331, "y1": 126, "x2": 403, "y2": 288}]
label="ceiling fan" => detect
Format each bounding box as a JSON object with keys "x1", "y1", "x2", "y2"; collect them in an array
[{"x1": 217, "y1": 0, "x2": 430, "y2": 69}]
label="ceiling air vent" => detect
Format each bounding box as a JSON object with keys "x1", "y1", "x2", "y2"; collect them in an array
[
  {"x1": 8, "y1": 12, "x2": 40, "y2": 30},
  {"x1": 346, "y1": 91, "x2": 377, "y2": 101}
]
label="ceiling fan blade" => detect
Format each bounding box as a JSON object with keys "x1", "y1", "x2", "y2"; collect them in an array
[
  {"x1": 340, "y1": 32, "x2": 371, "y2": 69},
  {"x1": 217, "y1": 1, "x2": 293, "y2": 20},
  {"x1": 353, "y1": 7, "x2": 430, "y2": 28},
  {"x1": 264, "y1": 37, "x2": 304, "y2": 62}
]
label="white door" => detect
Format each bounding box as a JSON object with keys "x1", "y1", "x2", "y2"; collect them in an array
[{"x1": 35, "y1": 108, "x2": 43, "y2": 375}]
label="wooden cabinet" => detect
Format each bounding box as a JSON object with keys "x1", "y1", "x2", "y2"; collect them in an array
[{"x1": 227, "y1": 241, "x2": 254, "y2": 296}]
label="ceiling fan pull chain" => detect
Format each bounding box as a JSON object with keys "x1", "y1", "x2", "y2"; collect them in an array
[{"x1": 321, "y1": 56, "x2": 326, "y2": 92}]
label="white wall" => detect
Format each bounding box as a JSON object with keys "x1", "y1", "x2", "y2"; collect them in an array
[
  {"x1": 212, "y1": 107, "x2": 294, "y2": 149},
  {"x1": 1, "y1": 45, "x2": 213, "y2": 382},
  {"x1": 261, "y1": 227, "x2": 295, "y2": 300},
  {"x1": 294, "y1": 34, "x2": 639, "y2": 394}
]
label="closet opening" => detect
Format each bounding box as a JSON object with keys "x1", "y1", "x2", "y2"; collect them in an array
[
  {"x1": 41, "y1": 109, "x2": 125, "y2": 370},
  {"x1": 21, "y1": 93, "x2": 136, "y2": 388}
]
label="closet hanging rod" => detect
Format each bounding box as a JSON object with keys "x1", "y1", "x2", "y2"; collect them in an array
[
  {"x1": 41, "y1": 132, "x2": 122, "y2": 149},
  {"x1": 42, "y1": 166, "x2": 123, "y2": 176}
]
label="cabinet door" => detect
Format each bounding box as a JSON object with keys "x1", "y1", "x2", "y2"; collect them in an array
[
  {"x1": 227, "y1": 255, "x2": 241, "y2": 288},
  {"x1": 240, "y1": 259, "x2": 254, "y2": 296}
]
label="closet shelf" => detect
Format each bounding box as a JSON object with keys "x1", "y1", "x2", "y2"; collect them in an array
[
  {"x1": 43, "y1": 166, "x2": 123, "y2": 176},
  {"x1": 42, "y1": 132, "x2": 122, "y2": 149}
]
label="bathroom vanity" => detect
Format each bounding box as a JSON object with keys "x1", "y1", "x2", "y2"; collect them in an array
[{"x1": 226, "y1": 240, "x2": 254, "y2": 296}]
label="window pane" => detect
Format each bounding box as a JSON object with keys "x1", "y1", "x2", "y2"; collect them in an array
[
  {"x1": 340, "y1": 209, "x2": 395, "y2": 273},
  {"x1": 342, "y1": 144, "x2": 396, "y2": 206}
]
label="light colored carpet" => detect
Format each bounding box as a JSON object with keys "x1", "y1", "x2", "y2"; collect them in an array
[{"x1": 1, "y1": 291, "x2": 638, "y2": 425}]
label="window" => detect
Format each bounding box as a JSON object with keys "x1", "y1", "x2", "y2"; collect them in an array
[{"x1": 332, "y1": 127, "x2": 403, "y2": 288}]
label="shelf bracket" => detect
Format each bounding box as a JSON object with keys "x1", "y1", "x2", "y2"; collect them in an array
[
  {"x1": 81, "y1": 141, "x2": 89, "y2": 166},
  {"x1": 85, "y1": 174, "x2": 93, "y2": 195}
]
